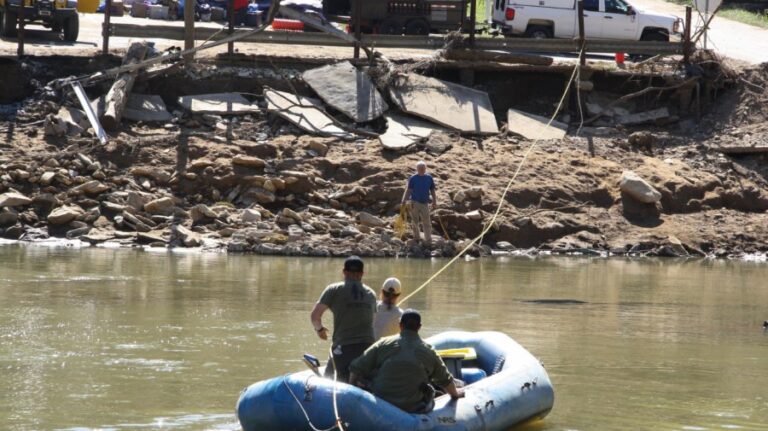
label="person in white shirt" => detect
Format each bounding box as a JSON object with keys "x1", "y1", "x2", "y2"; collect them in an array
[{"x1": 373, "y1": 278, "x2": 404, "y2": 340}]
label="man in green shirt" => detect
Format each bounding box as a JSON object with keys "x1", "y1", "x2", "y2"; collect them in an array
[
  {"x1": 310, "y1": 256, "x2": 377, "y2": 383},
  {"x1": 349, "y1": 309, "x2": 465, "y2": 413}
]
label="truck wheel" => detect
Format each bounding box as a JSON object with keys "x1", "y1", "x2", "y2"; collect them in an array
[
  {"x1": 525, "y1": 25, "x2": 552, "y2": 39},
  {"x1": 640, "y1": 30, "x2": 668, "y2": 42},
  {"x1": 63, "y1": 15, "x2": 79, "y2": 42},
  {"x1": 404, "y1": 19, "x2": 429, "y2": 36},
  {"x1": 1, "y1": 10, "x2": 18, "y2": 38},
  {"x1": 378, "y1": 19, "x2": 402, "y2": 35}
]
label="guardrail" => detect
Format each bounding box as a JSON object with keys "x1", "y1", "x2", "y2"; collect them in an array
[{"x1": 110, "y1": 23, "x2": 685, "y2": 56}]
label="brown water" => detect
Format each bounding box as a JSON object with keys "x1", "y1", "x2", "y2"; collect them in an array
[{"x1": 1, "y1": 244, "x2": 767, "y2": 431}]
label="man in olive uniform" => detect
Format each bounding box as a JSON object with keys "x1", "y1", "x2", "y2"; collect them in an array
[
  {"x1": 349, "y1": 309, "x2": 465, "y2": 413},
  {"x1": 310, "y1": 256, "x2": 377, "y2": 383}
]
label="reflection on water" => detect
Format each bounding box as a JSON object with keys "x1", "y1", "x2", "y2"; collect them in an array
[{"x1": 1, "y1": 244, "x2": 767, "y2": 430}]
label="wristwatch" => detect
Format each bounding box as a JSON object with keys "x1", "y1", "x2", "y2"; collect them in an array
[{"x1": 316, "y1": 326, "x2": 327, "y2": 332}]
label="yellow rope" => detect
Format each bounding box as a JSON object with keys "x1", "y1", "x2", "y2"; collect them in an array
[{"x1": 399, "y1": 45, "x2": 585, "y2": 306}]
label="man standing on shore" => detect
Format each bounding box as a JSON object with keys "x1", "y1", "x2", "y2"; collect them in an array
[
  {"x1": 401, "y1": 161, "x2": 437, "y2": 245},
  {"x1": 309, "y1": 256, "x2": 377, "y2": 382}
]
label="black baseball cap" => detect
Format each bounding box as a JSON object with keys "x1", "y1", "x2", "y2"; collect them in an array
[
  {"x1": 343, "y1": 256, "x2": 364, "y2": 272},
  {"x1": 400, "y1": 309, "x2": 421, "y2": 326}
]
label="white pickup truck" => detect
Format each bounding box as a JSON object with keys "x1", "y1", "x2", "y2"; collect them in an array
[{"x1": 491, "y1": 0, "x2": 682, "y2": 41}]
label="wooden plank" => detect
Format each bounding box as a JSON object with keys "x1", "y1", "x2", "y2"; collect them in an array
[{"x1": 99, "y1": 41, "x2": 149, "y2": 131}]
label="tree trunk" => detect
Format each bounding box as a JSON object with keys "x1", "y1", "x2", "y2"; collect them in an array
[{"x1": 99, "y1": 41, "x2": 149, "y2": 131}]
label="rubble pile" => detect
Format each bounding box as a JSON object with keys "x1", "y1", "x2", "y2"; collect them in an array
[{"x1": 1, "y1": 52, "x2": 768, "y2": 259}]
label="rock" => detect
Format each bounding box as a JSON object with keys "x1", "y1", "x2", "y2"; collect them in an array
[
  {"x1": 47, "y1": 205, "x2": 84, "y2": 225},
  {"x1": 263, "y1": 179, "x2": 277, "y2": 193},
  {"x1": 628, "y1": 131, "x2": 655, "y2": 151},
  {"x1": 131, "y1": 167, "x2": 172, "y2": 184},
  {"x1": 40, "y1": 172, "x2": 56, "y2": 186},
  {"x1": 619, "y1": 170, "x2": 661, "y2": 204},
  {"x1": 466, "y1": 187, "x2": 483, "y2": 199},
  {"x1": 453, "y1": 190, "x2": 468, "y2": 203},
  {"x1": 281, "y1": 207, "x2": 302, "y2": 222},
  {"x1": 241, "y1": 208, "x2": 262, "y2": 223},
  {"x1": 0, "y1": 208, "x2": 18, "y2": 227},
  {"x1": 144, "y1": 197, "x2": 176, "y2": 215},
  {"x1": 308, "y1": 141, "x2": 329, "y2": 156},
  {"x1": 137, "y1": 231, "x2": 168, "y2": 244},
  {"x1": 190, "y1": 204, "x2": 217, "y2": 223},
  {"x1": 126, "y1": 191, "x2": 150, "y2": 211},
  {"x1": 71, "y1": 180, "x2": 109, "y2": 196},
  {"x1": 465, "y1": 210, "x2": 483, "y2": 220},
  {"x1": 232, "y1": 155, "x2": 266, "y2": 169},
  {"x1": 496, "y1": 241, "x2": 514, "y2": 250},
  {"x1": 120, "y1": 212, "x2": 151, "y2": 232},
  {"x1": 172, "y1": 224, "x2": 201, "y2": 247},
  {"x1": 0, "y1": 192, "x2": 32, "y2": 207},
  {"x1": 241, "y1": 187, "x2": 275, "y2": 204},
  {"x1": 357, "y1": 211, "x2": 386, "y2": 227},
  {"x1": 340, "y1": 225, "x2": 361, "y2": 238},
  {"x1": 102, "y1": 201, "x2": 125, "y2": 213}
]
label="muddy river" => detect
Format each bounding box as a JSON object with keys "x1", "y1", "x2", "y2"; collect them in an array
[{"x1": 1, "y1": 244, "x2": 767, "y2": 430}]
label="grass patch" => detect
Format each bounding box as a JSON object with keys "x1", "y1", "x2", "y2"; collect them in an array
[{"x1": 660, "y1": 0, "x2": 768, "y2": 29}]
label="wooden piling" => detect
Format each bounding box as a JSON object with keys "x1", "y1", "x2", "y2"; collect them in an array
[
  {"x1": 184, "y1": 0, "x2": 195, "y2": 61},
  {"x1": 17, "y1": 0, "x2": 25, "y2": 57},
  {"x1": 103, "y1": 0, "x2": 112, "y2": 55}
]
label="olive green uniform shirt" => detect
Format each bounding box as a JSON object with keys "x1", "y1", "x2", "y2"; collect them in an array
[
  {"x1": 318, "y1": 280, "x2": 377, "y2": 346},
  {"x1": 349, "y1": 329, "x2": 454, "y2": 412}
]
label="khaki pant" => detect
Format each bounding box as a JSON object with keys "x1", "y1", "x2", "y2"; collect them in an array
[{"x1": 409, "y1": 201, "x2": 432, "y2": 244}]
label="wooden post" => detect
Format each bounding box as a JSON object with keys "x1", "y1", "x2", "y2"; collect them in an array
[
  {"x1": 683, "y1": 6, "x2": 692, "y2": 64},
  {"x1": 469, "y1": 0, "x2": 476, "y2": 47},
  {"x1": 577, "y1": 0, "x2": 585, "y2": 66},
  {"x1": 184, "y1": 0, "x2": 195, "y2": 62},
  {"x1": 17, "y1": 0, "x2": 25, "y2": 57},
  {"x1": 353, "y1": 0, "x2": 361, "y2": 59},
  {"x1": 228, "y1": 0, "x2": 235, "y2": 55},
  {"x1": 99, "y1": 41, "x2": 149, "y2": 131},
  {"x1": 103, "y1": 0, "x2": 113, "y2": 55}
]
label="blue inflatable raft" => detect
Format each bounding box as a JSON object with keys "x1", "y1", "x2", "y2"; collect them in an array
[{"x1": 236, "y1": 331, "x2": 554, "y2": 431}]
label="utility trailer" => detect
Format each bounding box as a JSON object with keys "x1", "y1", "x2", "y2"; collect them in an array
[{"x1": 348, "y1": 0, "x2": 468, "y2": 35}]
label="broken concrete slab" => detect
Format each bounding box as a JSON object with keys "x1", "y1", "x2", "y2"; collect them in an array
[
  {"x1": 93, "y1": 94, "x2": 172, "y2": 123},
  {"x1": 302, "y1": 61, "x2": 388, "y2": 123},
  {"x1": 506, "y1": 109, "x2": 567, "y2": 141},
  {"x1": 616, "y1": 107, "x2": 670, "y2": 126},
  {"x1": 379, "y1": 113, "x2": 446, "y2": 150},
  {"x1": 264, "y1": 88, "x2": 353, "y2": 139},
  {"x1": 388, "y1": 73, "x2": 499, "y2": 135},
  {"x1": 178, "y1": 93, "x2": 259, "y2": 114}
]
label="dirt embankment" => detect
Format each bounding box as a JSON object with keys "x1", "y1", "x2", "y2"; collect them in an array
[{"x1": 1, "y1": 56, "x2": 767, "y2": 258}]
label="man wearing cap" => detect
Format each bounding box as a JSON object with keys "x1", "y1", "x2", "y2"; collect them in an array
[
  {"x1": 373, "y1": 277, "x2": 404, "y2": 340},
  {"x1": 310, "y1": 256, "x2": 377, "y2": 383},
  {"x1": 349, "y1": 309, "x2": 464, "y2": 413},
  {"x1": 401, "y1": 161, "x2": 437, "y2": 245}
]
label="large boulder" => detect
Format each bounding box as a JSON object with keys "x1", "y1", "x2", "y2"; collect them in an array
[
  {"x1": 190, "y1": 204, "x2": 217, "y2": 223},
  {"x1": 357, "y1": 211, "x2": 386, "y2": 228},
  {"x1": 144, "y1": 197, "x2": 176, "y2": 215},
  {"x1": 619, "y1": 170, "x2": 661, "y2": 204},
  {"x1": 0, "y1": 208, "x2": 18, "y2": 227},
  {"x1": 47, "y1": 205, "x2": 84, "y2": 225},
  {"x1": 0, "y1": 192, "x2": 32, "y2": 207}
]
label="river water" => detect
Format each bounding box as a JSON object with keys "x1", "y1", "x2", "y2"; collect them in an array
[{"x1": 1, "y1": 244, "x2": 767, "y2": 431}]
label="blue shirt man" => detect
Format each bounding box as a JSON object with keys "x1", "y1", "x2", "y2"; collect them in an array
[{"x1": 401, "y1": 161, "x2": 437, "y2": 244}]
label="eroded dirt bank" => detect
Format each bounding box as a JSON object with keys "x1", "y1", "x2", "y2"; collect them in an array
[{"x1": 1, "y1": 55, "x2": 767, "y2": 258}]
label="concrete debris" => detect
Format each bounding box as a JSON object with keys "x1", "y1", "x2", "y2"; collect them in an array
[
  {"x1": 506, "y1": 109, "x2": 567, "y2": 141},
  {"x1": 379, "y1": 113, "x2": 446, "y2": 150},
  {"x1": 620, "y1": 170, "x2": 661, "y2": 204},
  {"x1": 389, "y1": 73, "x2": 499, "y2": 135},
  {"x1": 264, "y1": 88, "x2": 354, "y2": 139},
  {"x1": 302, "y1": 61, "x2": 388, "y2": 123},
  {"x1": 178, "y1": 93, "x2": 260, "y2": 114},
  {"x1": 616, "y1": 107, "x2": 671, "y2": 126},
  {"x1": 123, "y1": 94, "x2": 173, "y2": 123},
  {"x1": 44, "y1": 106, "x2": 90, "y2": 137}
]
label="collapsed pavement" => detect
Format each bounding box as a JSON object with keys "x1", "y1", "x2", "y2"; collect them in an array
[{"x1": 1, "y1": 48, "x2": 768, "y2": 259}]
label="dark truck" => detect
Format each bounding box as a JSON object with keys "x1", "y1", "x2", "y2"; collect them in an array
[
  {"x1": 0, "y1": 0, "x2": 79, "y2": 41},
  {"x1": 345, "y1": 0, "x2": 467, "y2": 35}
]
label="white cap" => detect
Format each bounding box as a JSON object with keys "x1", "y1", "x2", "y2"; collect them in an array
[
  {"x1": 382, "y1": 277, "x2": 402, "y2": 295},
  {"x1": 416, "y1": 161, "x2": 426, "y2": 169}
]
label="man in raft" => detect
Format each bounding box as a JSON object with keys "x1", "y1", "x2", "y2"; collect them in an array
[
  {"x1": 310, "y1": 256, "x2": 377, "y2": 383},
  {"x1": 349, "y1": 309, "x2": 465, "y2": 413}
]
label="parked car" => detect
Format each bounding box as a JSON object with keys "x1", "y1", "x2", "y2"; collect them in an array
[
  {"x1": 491, "y1": 0, "x2": 682, "y2": 41},
  {"x1": 0, "y1": 0, "x2": 79, "y2": 41}
]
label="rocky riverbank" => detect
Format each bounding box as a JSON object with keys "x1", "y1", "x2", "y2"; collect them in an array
[{"x1": 1, "y1": 56, "x2": 767, "y2": 259}]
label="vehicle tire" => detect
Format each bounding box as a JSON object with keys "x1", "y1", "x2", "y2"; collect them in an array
[
  {"x1": 640, "y1": 29, "x2": 668, "y2": 42},
  {"x1": 63, "y1": 15, "x2": 79, "y2": 42},
  {"x1": 1, "y1": 10, "x2": 18, "y2": 38},
  {"x1": 378, "y1": 19, "x2": 402, "y2": 35},
  {"x1": 524, "y1": 25, "x2": 552, "y2": 39},
  {"x1": 404, "y1": 19, "x2": 429, "y2": 36}
]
